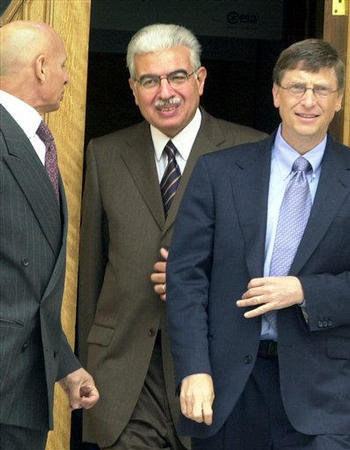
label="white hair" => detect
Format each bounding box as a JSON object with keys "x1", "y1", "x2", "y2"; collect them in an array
[{"x1": 126, "y1": 23, "x2": 202, "y2": 79}]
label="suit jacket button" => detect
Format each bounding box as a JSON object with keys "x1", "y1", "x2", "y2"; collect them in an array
[
  {"x1": 21, "y1": 258, "x2": 29, "y2": 267},
  {"x1": 148, "y1": 328, "x2": 156, "y2": 337},
  {"x1": 244, "y1": 354, "x2": 253, "y2": 364},
  {"x1": 21, "y1": 342, "x2": 29, "y2": 352}
]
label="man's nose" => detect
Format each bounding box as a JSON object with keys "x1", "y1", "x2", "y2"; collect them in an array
[
  {"x1": 301, "y1": 88, "x2": 316, "y2": 107},
  {"x1": 64, "y1": 70, "x2": 69, "y2": 85},
  {"x1": 159, "y1": 77, "x2": 174, "y2": 97}
]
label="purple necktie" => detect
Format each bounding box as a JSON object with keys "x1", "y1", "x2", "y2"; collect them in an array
[
  {"x1": 36, "y1": 121, "x2": 60, "y2": 203},
  {"x1": 160, "y1": 141, "x2": 181, "y2": 215},
  {"x1": 266, "y1": 156, "x2": 312, "y2": 332}
]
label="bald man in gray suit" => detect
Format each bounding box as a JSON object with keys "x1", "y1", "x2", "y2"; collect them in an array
[{"x1": 0, "y1": 21, "x2": 99, "y2": 450}]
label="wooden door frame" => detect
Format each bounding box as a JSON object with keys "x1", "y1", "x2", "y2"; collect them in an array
[{"x1": 323, "y1": 0, "x2": 349, "y2": 145}]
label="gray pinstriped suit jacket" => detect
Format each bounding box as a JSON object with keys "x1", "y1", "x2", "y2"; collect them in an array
[{"x1": 0, "y1": 105, "x2": 80, "y2": 432}]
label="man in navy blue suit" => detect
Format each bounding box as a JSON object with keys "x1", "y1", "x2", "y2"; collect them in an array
[{"x1": 166, "y1": 39, "x2": 350, "y2": 449}]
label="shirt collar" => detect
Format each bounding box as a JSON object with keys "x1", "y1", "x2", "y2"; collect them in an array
[
  {"x1": 152, "y1": 108, "x2": 202, "y2": 161},
  {"x1": 273, "y1": 124, "x2": 326, "y2": 179},
  {"x1": 0, "y1": 90, "x2": 42, "y2": 139}
]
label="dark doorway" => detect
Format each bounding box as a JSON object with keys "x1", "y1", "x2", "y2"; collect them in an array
[{"x1": 84, "y1": 0, "x2": 324, "y2": 147}]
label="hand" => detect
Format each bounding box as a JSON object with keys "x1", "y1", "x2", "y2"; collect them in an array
[
  {"x1": 236, "y1": 276, "x2": 304, "y2": 319},
  {"x1": 150, "y1": 247, "x2": 168, "y2": 302},
  {"x1": 59, "y1": 368, "x2": 99, "y2": 410},
  {"x1": 180, "y1": 373, "x2": 214, "y2": 425}
]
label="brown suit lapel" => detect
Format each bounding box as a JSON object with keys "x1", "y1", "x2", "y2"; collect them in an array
[
  {"x1": 120, "y1": 123, "x2": 165, "y2": 230},
  {"x1": 120, "y1": 110, "x2": 232, "y2": 235}
]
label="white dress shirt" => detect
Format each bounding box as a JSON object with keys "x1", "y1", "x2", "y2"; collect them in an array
[
  {"x1": 0, "y1": 90, "x2": 45, "y2": 165},
  {"x1": 151, "y1": 108, "x2": 202, "y2": 181}
]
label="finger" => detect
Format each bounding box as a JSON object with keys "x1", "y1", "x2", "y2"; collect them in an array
[
  {"x1": 192, "y1": 401, "x2": 204, "y2": 423},
  {"x1": 153, "y1": 284, "x2": 161, "y2": 294},
  {"x1": 181, "y1": 392, "x2": 193, "y2": 418},
  {"x1": 152, "y1": 261, "x2": 166, "y2": 273},
  {"x1": 70, "y1": 396, "x2": 82, "y2": 410},
  {"x1": 80, "y1": 398, "x2": 95, "y2": 409},
  {"x1": 80, "y1": 391, "x2": 99, "y2": 409},
  {"x1": 64, "y1": 381, "x2": 82, "y2": 410},
  {"x1": 151, "y1": 272, "x2": 166, "y2": 283},
  {"x1": 236, "y1": 296, "x2": 265, "y2": 307},
  {"x1": 160, "y1": 247, "x2": 169, "y2": 260},
  {"x1": 247, "y1": 277, "x2": 266, "y2": 288},
  {"x1": 244, "y1": 303, "x2": 274, "y2": 318},
  {"x1": 180, "y1": 396, "x2": 188, "y2": 417},
  {"x1": 80, "y1": 384, "x2": 97, "y2": 397},
  {"x1": 241, "y1": 286, "x2": 265, "y2": 299},
  {"x1": 153, "y1": 283, "x2": 166, "y2": 295},
  {"x1": 202, "y1": 400, "x2": 213, "y2": 425},
  {"x1": 160, "y1": 293, "x2": 166, "y2": 302}
]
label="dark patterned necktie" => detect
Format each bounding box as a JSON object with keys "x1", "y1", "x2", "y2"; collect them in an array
[
  {"x1": 36, "y1": 121, "x2": 60, "y2": 203},
  {"x1": 266, "y1": 156, "x2": 312, "y2": 331},
  {"x1": 160, "y1": 140, "x2": 181, "y2": 215}
]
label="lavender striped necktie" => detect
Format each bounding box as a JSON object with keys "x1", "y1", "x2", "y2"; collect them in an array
[
  {"x1": 266, "y1": 156, "x2": 312, "y2": 333},
  {"x1": 160, "y1": 141, "x2": 181, "y2": 215},
  {"x1": 36, "y1": 121, "x2": 60, "y2": 203}
]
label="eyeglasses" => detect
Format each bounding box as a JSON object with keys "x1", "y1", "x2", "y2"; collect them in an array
[
  {"x1": 279, "y1": 83, "x2": 338, "y2": 99},
  {"x1": 135, "y1": 69, "x2": 198, "y2": 90}
]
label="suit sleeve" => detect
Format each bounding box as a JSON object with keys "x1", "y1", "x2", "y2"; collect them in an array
[
  {"x1": 57, "y1": 332, "x2": 81, "y2": 380},
  {"x1": 167, "y1": 156, "x2": 215, "y2": 387},
  {"x1": 299, "y1": 272, "x2": 350, "y2": 331},
  {"x1": 77, "y1": 140, "x2": 108, "y2": 366}
]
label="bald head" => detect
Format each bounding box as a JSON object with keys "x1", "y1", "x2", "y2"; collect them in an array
[
  {"x1": 1, "y1": 21, "x2": 57, "y2": 76},
  {"x1": 0, "y1": 21, "x2": 69, "y2": 113}
]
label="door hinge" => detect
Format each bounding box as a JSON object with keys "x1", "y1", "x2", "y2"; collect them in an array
[{"x1": 332, "y1": 0, "x2": 348, "y2": 16}]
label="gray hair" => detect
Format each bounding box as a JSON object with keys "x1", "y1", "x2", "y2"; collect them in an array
[
  {"x1": 273, "y1": 38, "x2": 345, "y2": 91},
  {"x1": 127, "y1": 23, "x2": 202, "y2": 79}
]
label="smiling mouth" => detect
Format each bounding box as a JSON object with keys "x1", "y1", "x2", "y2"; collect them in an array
[
  {"x1": 296, "y1": 113, "x2": 320, "y2": 119},
  {"x1": 155, "y1": 97, "x2": 181, "y2": 112}
]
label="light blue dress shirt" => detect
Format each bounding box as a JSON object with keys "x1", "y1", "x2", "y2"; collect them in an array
[{"x1": 260, "y1": 125, "x2": 326, "y2": 341}]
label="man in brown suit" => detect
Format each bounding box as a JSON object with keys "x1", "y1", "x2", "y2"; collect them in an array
[{"x1": 77, "y1": 23, "x2": 266, "y2": 450}]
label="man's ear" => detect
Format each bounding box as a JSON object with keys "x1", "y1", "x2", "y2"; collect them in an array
[
  {"x1": 334, "y1": 91, "x2": 343, "y2": 113},
  {"x1": 129, "y1": 78, "x2": 139, "y2": 106},
  {"x1": 35, "y1": 54, "x2": 46, "y2": 82},
  {"x1": 196, "y1": 66, "x2": 207, "y2": 96},
  {"x1": 272, "y1": 83, "x2": 280, "y2": 108}
]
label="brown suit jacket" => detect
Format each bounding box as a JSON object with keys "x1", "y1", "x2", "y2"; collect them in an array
[{"x1": 77, "y1": 109, "x2": 267, "y2": 448}]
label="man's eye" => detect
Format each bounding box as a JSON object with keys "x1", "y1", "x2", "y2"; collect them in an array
[
  {"x1": 170, "y1": 74, "x2": 187, "y2": 83},
  {"x1": 290, "y1": 84, "x2": 305, "y2": 93},
  {"x1": 141, "y1": 78, "x2": 157, "y2": 87},
  {"x1": 314, "y1": 86, "x2": 329, "y2": 96}
]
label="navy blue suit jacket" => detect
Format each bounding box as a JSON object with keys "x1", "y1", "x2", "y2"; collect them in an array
[{"x1": 167, "y1": 133, "x2": 350, "y2": 438}]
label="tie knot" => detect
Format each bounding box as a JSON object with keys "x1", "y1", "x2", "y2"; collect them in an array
[
  {"x1": 292, "y1": 156, "x2": 311, "y2": 174},
  {"x1": 164, "y1": 140, "x2": 177, "y2": 159},
  {"x1": 36, "y1": 121, "x2": 54, "y2": 145}
]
